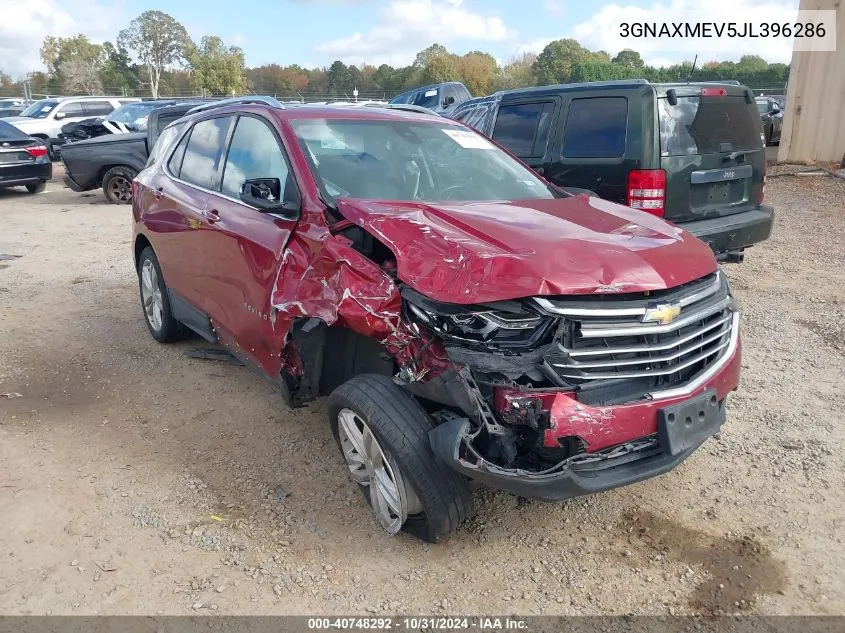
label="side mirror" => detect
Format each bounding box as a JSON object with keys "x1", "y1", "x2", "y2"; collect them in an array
[
  {"x1": 54, "y1": 111, "x2": 66, "y2": 120},
  {"x1": 239, "y1": 178, "x2": 300, "y2": 218},
  {"x1": 772, "y1": 103, "x2": 781, "y2": 114},
  {"x1": 443, "y1": 95, "x2": 456, "y2": 107}
]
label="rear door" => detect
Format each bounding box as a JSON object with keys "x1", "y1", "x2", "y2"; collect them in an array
[
  {"x1": 200, "y1": 113, "x2": 299, "y2": 375},
  {"x1": 151, "y1": 115, "x2": 233, "y2": 310},
  {"x1": 546, "y1": 91, "x2": 639, "y2": 204},
  {"x1": 490, "y1": 97, "x2": 560, "y2": 177},
  {"x1": 658, "y1": 88, "x2": 765, "y2": 222}
]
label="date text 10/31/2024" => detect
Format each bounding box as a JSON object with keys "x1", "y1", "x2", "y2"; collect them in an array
[{"x1": 307, "y1": 617, "x2": 529, "y2": 630}]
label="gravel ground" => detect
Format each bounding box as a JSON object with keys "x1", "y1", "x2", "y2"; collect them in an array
[{"x1": 0, "y1": 166, "x2": 843, "y2": 616}]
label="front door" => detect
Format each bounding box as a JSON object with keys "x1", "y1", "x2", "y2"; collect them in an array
[{"x1": 200, "y1": 114, "x2": 300, "y2": 376}]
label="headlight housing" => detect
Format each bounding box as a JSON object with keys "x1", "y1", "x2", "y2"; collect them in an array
[{"x1": 402, "y1": 287, "x2": 556, "y2": 350}]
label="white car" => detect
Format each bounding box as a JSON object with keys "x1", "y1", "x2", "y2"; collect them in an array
[{"x1": 2, "y1": 96, "x2": 139, "y2": 159}]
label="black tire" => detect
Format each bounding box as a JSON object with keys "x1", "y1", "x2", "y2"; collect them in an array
[
  {"x1": 102, "y1": 166, "x2": 137, "y2": 204},
  {"x1": 25, "y1": 182, "x2": 46, "y2": 194},
  {"x1": 328, "y1": 374, "x2": 473, "y2": 543},
  {"x1": 137, "y1": 246, "x2": 188, "y2": 343}
]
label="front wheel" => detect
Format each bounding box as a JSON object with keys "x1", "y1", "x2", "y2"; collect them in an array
[
  {"x1": 328, "y1": 374, "x2": 473, "y2": 543},
  {"x1": 103, "y1": 166, "x2": 137, "y2": 204}
]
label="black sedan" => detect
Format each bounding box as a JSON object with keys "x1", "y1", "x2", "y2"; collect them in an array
[
  {"x1": 756, "y1": 97, "x2": 783, "y2": 146},
  {"x1": 0, "y1": 120, "x2": 51, "y2": 193}
]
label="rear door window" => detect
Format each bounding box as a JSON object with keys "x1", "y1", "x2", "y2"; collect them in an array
[
  {"x1": 178, "y1": 116, "x2": 232, "y2": 188},
  {"x1": 492, "y1": 102, "x2": 554, "y2": 157},
  {"x1": 57, "y1": 102, "x2": 86, "y2": 118},
  {"x1": 84, "y1": 101, "x2": 114, "y2": 116},
  {"x1": 658, "y1": 96, "x2": 761, "y2": 156},
  {"x1": 561, "y1": 97, "x2": 628, "y2": 158},
  {"x1": 148, "y1": 123, "x2": 185, "y2": 168}
]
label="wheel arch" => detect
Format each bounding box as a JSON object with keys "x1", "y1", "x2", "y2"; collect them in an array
[{"x1": 134, "y1": 233, "x2": 153, "y2": 269}]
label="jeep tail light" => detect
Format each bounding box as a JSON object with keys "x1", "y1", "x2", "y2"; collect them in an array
[
  {"x1": 627, "y1": 169, "x2": 666, "y2": 216},
  {"x1": 25, "y1": 145, "x2": 48, "y2": 159},
  {"x1": 758, "y1": 160, "x2": 766, "y2": 205}
]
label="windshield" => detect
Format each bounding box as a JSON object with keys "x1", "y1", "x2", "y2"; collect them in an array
[
  {"x1": 658, "y1": 96, "x2": 761, "y2": 156},
  {"x1": 290, "y1": 118, "x2": 555, "y2": 203},
  {"x1": 108, "y1": 102, "x2": 164, "y2": 129},
  {"x1": 412, "y1": 88, "x2": 440, "y2": 109},
  {"x1": 19, "y1": 99, "x2": 59, "y2": 118}
]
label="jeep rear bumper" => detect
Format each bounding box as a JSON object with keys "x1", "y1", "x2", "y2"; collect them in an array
[
  {"x1": 428, "y1": 318, "x2": 742, "y2": 502},
  {"x1": 680, "y1": 206, "x2": 774, "y2": 256}
]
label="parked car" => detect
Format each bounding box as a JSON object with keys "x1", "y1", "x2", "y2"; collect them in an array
[
  {"x1": 131, "y1": 96, "x2": 742, "y2": 542},
  {"x1": 53, "y1": 100, "x2": 179, "y2": 155},
  {"x1": 62, "y1": 101, "x2": 206, "y2": 204},
  {"x1": 0, "y1": 98, "x2": 28, "y2": 118},
  {"x1": 450, "y1": 80, "x2": 774, "y2": 262},
  {"x1": 0, "y1": 120, "x2": 51, "y2": 193},
  {"x1": 2, "y1": 96, "x2": 139, "y2": 159},
  {"x1": 756, "y1": 97, "x2": 783, "y2": 145},
  {"x1": 389, "y1": 82, "x2": 471, "y2": 115}
]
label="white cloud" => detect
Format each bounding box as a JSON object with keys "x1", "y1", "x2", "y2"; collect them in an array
[
  {"x1": 518, "y1": 0, "x2": 800, "y2": 64},
  {"x1": 0, "y1": 0, "x2": 126, "y2": 79},
  {"x1": 544, "y1": 1, "x2": 564, "y2": 14},
  {"x1": 314, "y1": 0, "x2": 514, "y2": 67}
]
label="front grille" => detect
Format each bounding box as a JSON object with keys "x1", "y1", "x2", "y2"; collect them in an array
[{"x1": 537, "y1": 272, "x2": 735, "y2": 392}]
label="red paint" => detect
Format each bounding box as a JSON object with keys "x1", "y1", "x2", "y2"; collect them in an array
[
  {"x1": 494, "y1": 341, "x2": 741, "y2": 453},
  {"x1": 336, "y1": 196, "x2": 716, "y2": 304}
]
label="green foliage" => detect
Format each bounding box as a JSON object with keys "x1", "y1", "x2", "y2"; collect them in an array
[
  {"x1": 119, "y1": 11, "x2": 190, "y2": 98},
  {"x1": 185, "y1": 36, "x2": 247, "y2": 95},
  {"x1": 422, "y1": 54, "x2": 459, "y2": 85}
]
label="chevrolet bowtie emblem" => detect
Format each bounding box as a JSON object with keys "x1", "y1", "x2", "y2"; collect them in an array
[{"x1": 643, "y1": 302, "x2": 681, "y2": 325}]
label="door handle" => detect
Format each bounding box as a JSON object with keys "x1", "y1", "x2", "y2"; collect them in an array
[
  {"x1": 202, "y1": 208, "x2": 220, "y2": 224},
  {"x1": 534, "y1": 167, "x2": 545, "y2": 176}
]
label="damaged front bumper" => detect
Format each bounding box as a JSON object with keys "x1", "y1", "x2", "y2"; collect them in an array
[{"x1": 428, "y1": 314, "x2": 742, "y2": 502}]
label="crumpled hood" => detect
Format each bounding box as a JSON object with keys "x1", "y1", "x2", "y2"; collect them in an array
[{"x1": 336, "y1": 195, "x2": 717, "y2": 304}]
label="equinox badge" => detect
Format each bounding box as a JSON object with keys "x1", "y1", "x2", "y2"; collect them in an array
[{"x1": 643, "y1": 302, "x2": 681, "y2": 325}]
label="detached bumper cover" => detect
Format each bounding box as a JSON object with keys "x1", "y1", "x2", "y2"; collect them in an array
[
  {"x1": 429, "y1": 322, "x2": 742, "y2": 502},
  {"x1": 680, "y1": 206, "x2": 774, "y2": 254}
]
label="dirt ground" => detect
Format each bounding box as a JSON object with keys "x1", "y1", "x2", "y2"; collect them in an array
[{"x1": 0, "y1": 165, "x2": 843, "y2": 617}]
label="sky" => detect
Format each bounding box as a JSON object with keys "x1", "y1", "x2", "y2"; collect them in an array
[{"x1": 0, "y1": 0, "x2": 803, "y2": 79}]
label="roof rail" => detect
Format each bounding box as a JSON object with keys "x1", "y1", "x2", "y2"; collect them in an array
[
  {"x1": 186, "y1": 95, "x2": 286, "y2": 115},
  {"x1": 367, "y1": 103, "x2": 438, "y2": 116}
]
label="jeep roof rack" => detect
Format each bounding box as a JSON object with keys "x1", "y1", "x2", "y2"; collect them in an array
[{"x1": 186, "y1": 95, "x2": 286, "y2": 115}]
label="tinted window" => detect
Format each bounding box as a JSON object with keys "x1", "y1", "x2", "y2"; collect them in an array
[
  {"x1": 148, "y1": 123, "x2": 185, "y2": 168},
  {"x1": 20, "y1": 99, "x2": 59, "y2": 118},
  {"x1": 222, "y1": 116, "x2": 290, "y2": 199},
  {"x1": 57, "y1": 102, "x2": 86, "y2": 117},
  {"x1": 562, "y1": 97, "x2": 628, "y2": 158},
  {"x1": 84, "y1": 101, "x2": 114, "y2": 116},
  {"x1": 413, "y1": 88, "x2": 441, "y2": 109},
  {"x1": 179, "y1": 117, "x2": 232, "y2": 188},
  {"x1": 658, "y1": 96, "x2": 761, "y2": 156},
  {"x1": 167, "y1": 132, "x2": 190, "y2": 177},
  {"x1": 492, "y1": 102, "x2": 554, "y2": 157}
]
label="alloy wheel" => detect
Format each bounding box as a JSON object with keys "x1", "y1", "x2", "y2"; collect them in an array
[
  {"x1": 336, "y1": 407, "x2": 423, "y2": 533},
  {"x1": 140, "y1": 260, "x2": 164, "y2": 332}
]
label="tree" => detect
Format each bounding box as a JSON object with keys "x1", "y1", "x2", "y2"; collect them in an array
[
  {"x1": 100, "y1": 42, "x2": 137, "y2": 93},
  {"x1": 457, "y1": 51, "x2": 496, "y2": 96},
  {"x1": 59, "y1": 59, "x2": 103, "y2": 94},
  {"x1": 492, "y1": 53, "x2": 536, "y2": 91},
  {"x1": 185, "y1": 36, "x2": 247, "y2": 95},
  {"x1": 414, "y1": 43, "x2": 450, "y2": 69},
  {"x1": 612, "y1": 49, "x2": 644, "y2": 69},
  {"x1": 737, "y1": 55, "x2": 769, "y2": 74},
  {"x1": 422, "y1": 54, "x2": 459, "y2": 85},
  {"x1": 119, "y1": 11, "x2": 189, "y2": 98},
  {"x1": 532, "y1": 38, "x2": 592, "y2": 84},
  {"x1": 327, "y1": 60, "x2": 354, "y2": 94}
]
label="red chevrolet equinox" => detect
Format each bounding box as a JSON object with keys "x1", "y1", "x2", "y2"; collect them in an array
[{"x1": 132, "y1": 96, "x2": 742, "y2": 542}]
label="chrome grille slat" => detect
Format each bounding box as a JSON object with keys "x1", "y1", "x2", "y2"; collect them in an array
[
  {"x1": 555, "y1": 339, "x2": 730, "y2": 380},
  {"x1": 566, "y1": 313, "x2": 732, "y2": 357},
  {"x1": 541, "y1": 273, "x2": 737, "y2": 391},
  {"x1": 579, "y1": 296, "x2": 731, "y2": 338},
  {"x1": 555, "y1": 325, "x2": 731, "y2": 369}
]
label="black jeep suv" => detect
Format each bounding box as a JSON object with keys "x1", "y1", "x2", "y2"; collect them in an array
[{"x1": 450, "y1": 80, "x2": 774, "y2": 262}]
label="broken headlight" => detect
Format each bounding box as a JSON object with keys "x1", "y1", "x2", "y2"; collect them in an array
[{"x1": 403, "y1": 288, "x2": 556, "y2": 350}]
